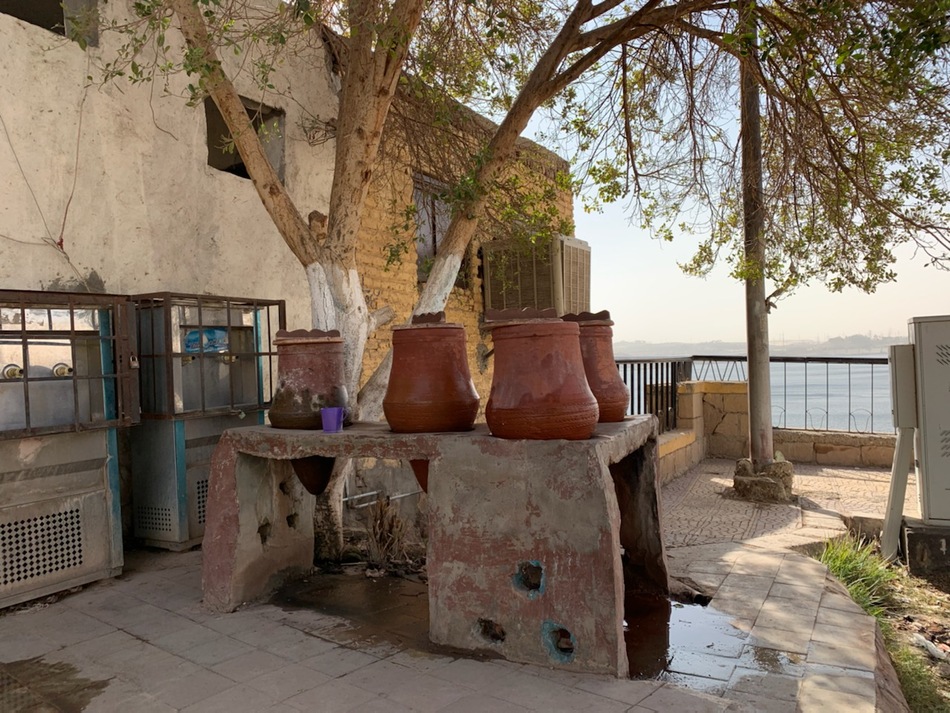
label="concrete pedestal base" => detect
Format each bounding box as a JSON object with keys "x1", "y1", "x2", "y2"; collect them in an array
[
  {"x1": 903, "y1": 518, "x2": 950, "y2": 577},
  {"x1": 201, "y1": 418, "x2": 667, "y2": 677}
]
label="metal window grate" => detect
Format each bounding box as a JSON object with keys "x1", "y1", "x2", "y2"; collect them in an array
[
  {"x1": 0, "y1": 509, "x2": 84, "y2": 586},
  {"x1": 135, "y1": 506, "x2": 174, "y2": 533},
  {"x1": 196, "y1": 478, "x2": 209, "y2": 525},
  {"x1": 132, "y1": 293, "x2": 285, "y2": 418}
]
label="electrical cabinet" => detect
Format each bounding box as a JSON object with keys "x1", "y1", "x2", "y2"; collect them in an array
[{"x1": 910, "y1": 315, "x2": 950, "y2": 524}]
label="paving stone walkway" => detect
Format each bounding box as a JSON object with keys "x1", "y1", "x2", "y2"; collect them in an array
[{"x1": 0, "y1": 458, "x2": 912, "y2": 711}]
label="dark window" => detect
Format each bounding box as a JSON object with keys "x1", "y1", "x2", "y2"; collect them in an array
[
  {"x1": 204, "y1": 97, "x2": 285, "y2": 182},
  {"x1": 0, "y1": 0, "x2": 98, "y2": 47},
  {"x1": 412, "y1": 175, "x2": 453, "y2": 283}
]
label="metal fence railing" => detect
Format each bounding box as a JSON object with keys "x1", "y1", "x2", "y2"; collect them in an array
[
  {"x1": 616, "y1": 358, "x2": 693, "y2": 434},
  {"x1": 616, "y1": 354, "x2": 892, "y2": 435}
]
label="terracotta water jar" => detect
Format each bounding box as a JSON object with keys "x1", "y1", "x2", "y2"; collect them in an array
[
  {"x1": 383, "y1": 316, "x2": 479, "y2": 434},
  {"x1": 268, "y1": 329, "x2": 347, "y2": 429},
  {"x1": 564, "y1": 311, "x2": 630, "y2": 422},
  {"x1": 485, "y1": 318, "x2": 599, "y2": 440}
]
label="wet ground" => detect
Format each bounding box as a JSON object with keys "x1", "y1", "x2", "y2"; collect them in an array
[
  {"x1": 273, "y1": 568, "x2": 804, "y2": 685},
  {"x1": 0, "y1": 657, "x2": 109, "y2": 712}
]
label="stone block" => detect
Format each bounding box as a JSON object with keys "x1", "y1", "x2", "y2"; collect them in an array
[
  {"x1": 733, "y1": 474, "x2": 790, "y2": 503},
  {"x1": 861, "y1": 445, "x2": 895, "y2": 468},
  {"x1": 676, "y1": 414, "x2": 702, "y2": 435},
  {"x1": 658, "y1": 429, "x2": 694, "y2": 458},
  {"x1": 699, "y1": 381, "x2": 748, "y2": 395},
  {"x1": 842, "y1": 514, "x2": 883, "y2": 541},
  {"x1": 676, "y1": 388, "x2": 704, "y2": 420},
  {"x1": 760, "y1": 460, "x2": 794, "y2": 494},
  {"x1": 903, "y1": 519, "x2": 950, "y2": 577},
  {"x1": 707, "y1": 433, "x2": 747, "y2": 460},
  {"x1": 814, "y1": 443, "x2": 863, "y2": 467},
  {"x1": 772, "y1": 437, "x2": 815, "y2": 464},
  {"x1": 722, "y1": 393, "x2": 749, "y2": 415},
  {"x1": 714, "y1": 413, "x2": 745, "y2": 438},
  {"x1": 735, "y1": 459, "x2": 754, "y2": 478}
]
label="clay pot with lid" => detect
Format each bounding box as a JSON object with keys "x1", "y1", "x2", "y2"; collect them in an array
[
  {"x1": 563, "y1": 311, "x2": 630, "y2": 422},
  {"x1": 268, "y1": 329, "x2": 348, "y2": 429},
  {"x1": 485, "y1": 309, "x2": 599, "y2": 440},
  {"x1": 383, "y1": 312, "x2": 479, "y2": 433}
]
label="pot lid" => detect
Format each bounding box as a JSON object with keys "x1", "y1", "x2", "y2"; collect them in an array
[
  {"x1": 274, "y1": 328, "x2": 343, "y2": 344},
  {"x1": 562, "y1": 310, "x2": 614, "y2": 327},
  {"x1": 482, "y1": 307, "x2": 561, "y2": 329}
]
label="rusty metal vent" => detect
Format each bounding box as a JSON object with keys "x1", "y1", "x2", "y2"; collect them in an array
[
  {"x1": 196, "y1": 478, "x2": 209, "y2": 525},
  {"x1": 0, "y1": 509, "x2": 83, "y2": 586},
  {"x1": 135, "y1": 506, "x2": 174, "y2": 533}
]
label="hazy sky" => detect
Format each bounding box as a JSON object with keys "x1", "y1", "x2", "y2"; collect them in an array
[{"x1": 576, "y1": 206, "x2": 949, "y2": 344}]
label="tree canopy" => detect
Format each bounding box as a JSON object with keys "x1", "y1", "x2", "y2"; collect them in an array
[{"x1": 535, "y1": 0, "x2": 950, "y2": 302}]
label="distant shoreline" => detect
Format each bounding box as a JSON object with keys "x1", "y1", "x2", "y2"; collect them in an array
[{"x1": 613, "y1": 335, "x2": 903, "y2": 359}]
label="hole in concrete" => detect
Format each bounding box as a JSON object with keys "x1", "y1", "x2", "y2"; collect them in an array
[
  {"x1": 278, "y1": 480, "x2": 291, "y2": 495},
  {"x1": 286, "y1": 512, "x2": 298, "y2": 529},
  {"x1": 517, "y1": 562, "x2": 543, "y2": 590},
  {"x1": 258, "y1": 520, "x2": 271, "y2": 545},
  {"x1": 552, "y1": 627, "x2": 574, "y2": 655},
  {"x1": 513, "y1": 561, "x2": 544, "y2": 598},
  {"x1": 541, "y1": 621, "x2": 576, "y2": 662},
  {"x1": 477, "y1": 618, "x2": 506, "y2": 643}
]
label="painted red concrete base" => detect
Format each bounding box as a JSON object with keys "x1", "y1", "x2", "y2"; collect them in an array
[{"x1": 201, "y1": 418, "x2": 668, "y2": 677}]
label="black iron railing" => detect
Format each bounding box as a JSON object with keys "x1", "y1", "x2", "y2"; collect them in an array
[
  {"x1": 691, "y1": 355, "x2": 891, "y2": 434},
  {"x1": 616, "y1": 354, "x2": 892, "y2": 435},
  {"x1": 616, "y1": 358, "x2": 693, "y2": 434}
]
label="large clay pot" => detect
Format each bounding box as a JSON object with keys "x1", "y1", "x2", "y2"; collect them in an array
[
  {"x1": 268, "y1": 330, "x2": 347, "y2": 429},
  {"x1": 383, "y1": 323, "x2": 479, "y2": 433},
  {"x1": 485, "y1": 321, "x2": 599, "y2": 440},
  {"x1": 565, "y1": 313, "x2": 630, "y2": 422}
]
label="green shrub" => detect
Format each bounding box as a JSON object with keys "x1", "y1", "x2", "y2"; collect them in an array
[{"x1": 818, "y1": 535, "x2": 898, "y2": 621}]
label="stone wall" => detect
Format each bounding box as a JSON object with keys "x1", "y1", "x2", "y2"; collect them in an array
[{"x1": 654, "y1": 380, "x2": 896, "y2": 482}]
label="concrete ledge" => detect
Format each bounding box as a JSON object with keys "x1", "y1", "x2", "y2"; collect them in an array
[
  {"x1": 657, "y1": 429, "x2": 703, "y2": 485},
  {"x1": 775, "y1": 429, "x2": 896, "y2": 468}
]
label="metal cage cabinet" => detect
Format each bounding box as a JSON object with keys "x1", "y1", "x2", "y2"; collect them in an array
[
  {"x1": 129, "y1": 293, "x2": 284, "y2": 549},
  {"x1": 0, "y1": 290, "x2": 135, "y2": 609}
]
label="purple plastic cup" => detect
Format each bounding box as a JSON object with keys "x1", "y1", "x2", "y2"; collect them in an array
[{"x1": 321, "y1": 406, "x2": 345, "y2": 433}]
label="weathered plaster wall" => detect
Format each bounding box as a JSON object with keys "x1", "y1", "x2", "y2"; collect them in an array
[{"x1": 0, "y1": 10, "x2": 336, "y2": 330}]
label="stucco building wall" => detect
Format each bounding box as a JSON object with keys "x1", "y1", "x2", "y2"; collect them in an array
[{"x1": 0, "y1": 8, "x2": 334, "y2": 331}]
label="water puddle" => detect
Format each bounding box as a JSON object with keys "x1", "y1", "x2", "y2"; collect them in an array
[
  {"x1": 274, "y1": 570, "x2": 437, "y2": 654},
  {"x1": 0, "y1": 657, "x2": 109, "y2": 711},
  {"x1": 275, "y1": 573, "x2": 803, "y2": 683},
  {"x1": 624, "y1": 593, "x2": 803, "y2": 682}
]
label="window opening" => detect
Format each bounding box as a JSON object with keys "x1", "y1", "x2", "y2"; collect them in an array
[
  {"x1": 412, "y1": 174, "x2": 468, "y2": 288},
  {"x1": 205, "y1": 97, "x2": 285, "y2": 181},
  {"x1": 0, "y1": 0, "x2": 99, "y2": 47}
]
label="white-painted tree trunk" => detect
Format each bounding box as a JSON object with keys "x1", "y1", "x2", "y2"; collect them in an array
[{"x1": 306, "y1": 261, "x2": 369, "y2": 416}]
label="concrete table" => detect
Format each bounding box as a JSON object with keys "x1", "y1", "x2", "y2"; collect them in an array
[{"x1": 201, "y1": 417, "x2": 668, "y2": 677}]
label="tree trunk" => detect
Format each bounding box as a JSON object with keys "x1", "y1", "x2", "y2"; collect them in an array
[{"x1": 739, "y1": 1, "x2": 773, "y2": 470}]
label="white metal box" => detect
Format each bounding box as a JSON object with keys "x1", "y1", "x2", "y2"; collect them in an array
[
  {"x1": 889, "y1": 344, "x2": 918, "y2": 429},
  {"x1": 909, "y1": 315, "x2": 950, "y2": 524}
]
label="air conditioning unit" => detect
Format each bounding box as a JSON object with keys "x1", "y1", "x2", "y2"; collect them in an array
[{"x1": 482, "y1": 236, "x2": 590, "y2": 315}]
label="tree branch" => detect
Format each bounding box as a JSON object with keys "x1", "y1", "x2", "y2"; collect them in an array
[{"x1": 170, "y1": 0, "x2": 319, "y2": 265}]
